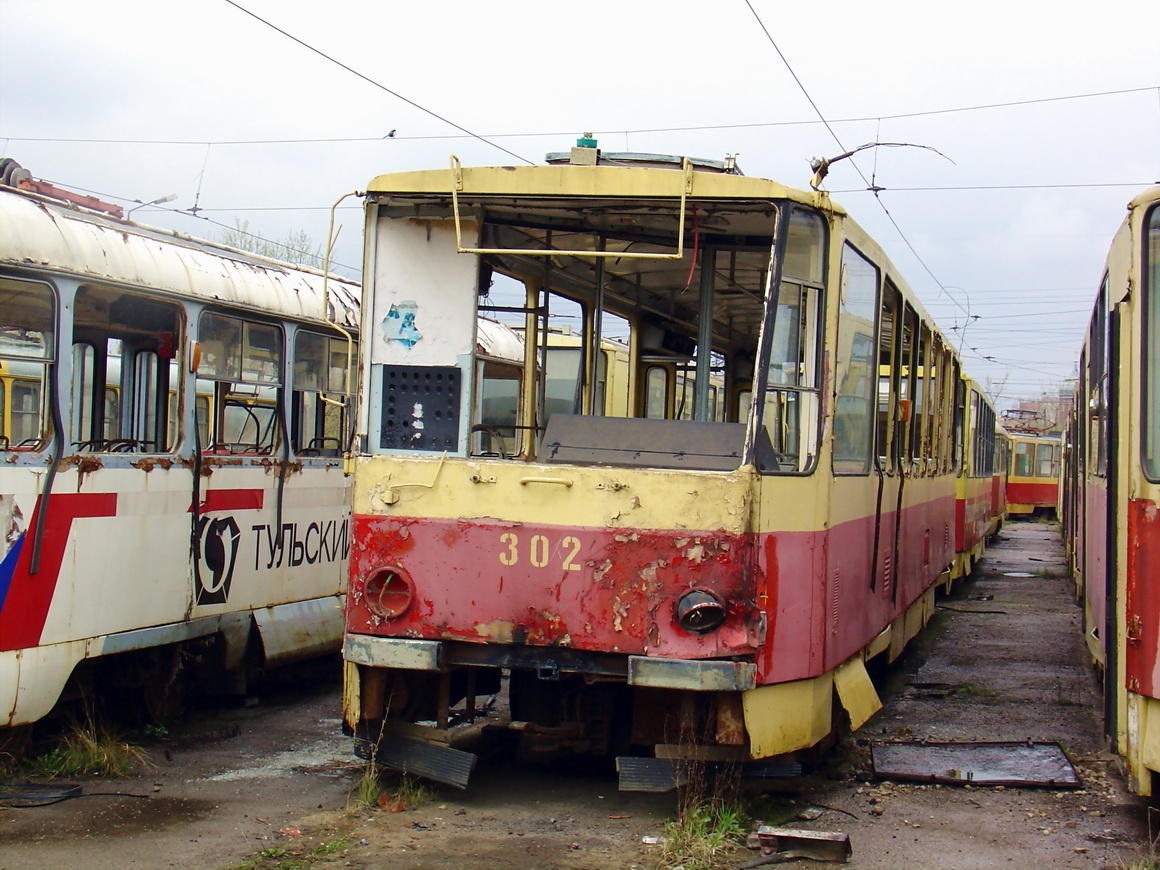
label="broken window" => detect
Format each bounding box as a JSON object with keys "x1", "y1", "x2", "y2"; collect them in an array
[{"x1": 70, "y1": 285, "x2": 181, "y2": 453}]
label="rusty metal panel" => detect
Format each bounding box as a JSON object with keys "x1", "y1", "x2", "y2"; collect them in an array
[
  {"x1": 751, "y1": 827, "x2": 852, "y2": 863},
  {"x1": 871, "y1": 741, "x2": 1080, "y2": 787},
  {"x1": 627, "y1": 656, "x2": 756, "y2": 691}
]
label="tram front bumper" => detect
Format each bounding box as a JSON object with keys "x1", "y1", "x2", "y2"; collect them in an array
[{"x1": 342, "y1": 634, "x2": 757, "y2": 692}]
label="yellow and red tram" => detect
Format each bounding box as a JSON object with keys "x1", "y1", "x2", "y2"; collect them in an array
[
  {"x1": 342, "y1": 145, "x2": 993, "y2": 789},
  {"x1": 1065, "y1": 184, "x2": 1160, "y2": 795},
  {"x1": 1007, "y1": 432, "x2": 1062, "y2": 517}
]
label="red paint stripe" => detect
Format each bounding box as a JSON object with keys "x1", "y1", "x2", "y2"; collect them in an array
[
  {"x1": 0, "y1": 492, "x2": 118, "y2": 651},
  {"x1": 1126, "y1": 498, "x2": 1160, "y2": 697},
  {"x1": 192, "y1": 489, "x2": 264, "y2": 513},
  {"x1": 1007, "y1": 482, "x2": 1057, "y2": 507}
]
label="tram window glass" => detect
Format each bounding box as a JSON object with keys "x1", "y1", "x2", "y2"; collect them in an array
[
  {"x1": 292, "y1": 330, "x2": 357, "y2": 456},
  {"x1": 1014, "y1": 441, "x2": 1033, "y2": 477},
  {"x1": 1145, "y1": 207, "x2": 1160, "y2": 479},
  {"x1": 644, "y1": 366, "x2": 668, "y2": 418},
  {"x1": 1036, "y1": 441, "x2": 1059, "y2": 478},
  {"x1": 834, "y1": 244, "x2": 879, "y2": 474},
  {"x1": 900, "y1": 305, "x2": 917, "y2": 464},
  {"x1": 199, "y1": 311, "x2": 283, "y2": 453},
  {"x1": 763, "y1": 279, "x2": 822, "y2": 471},
  {"x1": 1090, "y1": 277, "x2": 1109, "y2": 477},
  {"x1": 545, "y1": 346, "x2": 582, "y2": 419},
  {"x1": 876, "y1": 284, "x2": 901, "y2": 472},
  {"x1": 475, "y1": 360, "x2": 521, "y2": 456},
  {"x1": 0, "y1": 278, "x2": 54, "y2": 449},
  {"x1": 70, "y1": 287, "x2": 181, "y2": 453}
]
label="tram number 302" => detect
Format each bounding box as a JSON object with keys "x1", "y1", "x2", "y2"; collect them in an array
[{"x1": 498, "y1": 532, "x2": 583, "y2": 571}]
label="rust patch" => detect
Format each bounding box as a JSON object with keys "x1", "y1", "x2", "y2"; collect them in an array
[
  {"x1": 132, "y1": 457, "x2": 175, "y2": 472},
  {"x1": 715, "y1": 693, "x2": 746, "y2": 745},
  {"x1": 473, "y1": 619, "x2": 516, "y2": 643}
]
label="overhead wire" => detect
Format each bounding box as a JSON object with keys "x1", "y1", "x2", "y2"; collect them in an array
[
  {"x1": 5, "y1": 86, "x2": 1154, "y2": 147},
  {"x1": 741, "y1": 0, "x2": 974, "y2": 331},
  {"x1": 220, "y1": 0, "x2": 534, "y2": 166}
]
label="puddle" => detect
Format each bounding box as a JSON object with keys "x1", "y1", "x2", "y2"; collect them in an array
[{"x1": 1003, "y1": 571, "x2": 1035, "y2": 577}]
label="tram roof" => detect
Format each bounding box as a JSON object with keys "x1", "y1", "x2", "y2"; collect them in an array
[
  {"x1": 365, "y1": 156, "x2": 844, "y2": 212},
  {"x1": 0, "y1": 185, "x2": 360, "y2": 331}
]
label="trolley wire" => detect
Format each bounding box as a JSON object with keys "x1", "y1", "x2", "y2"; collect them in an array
[
  {"x1": 741, "y1": 0, "x2": 974, "y2": 331},
  {"x1": 221, "y1": 0, "x2": 534, "y2": 166},
  {"x1": 6, "y1": 87, "x2": 1154, "y2": 148}
]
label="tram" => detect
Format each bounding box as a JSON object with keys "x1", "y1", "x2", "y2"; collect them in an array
[
  {"x1": 1064, "y1": 184, "x2": 1160, "y2": 795},
  {"x1": 0, "y1": 176, "x2": 360, "y2": 737},
  {"x1": 951, "y1": 377, "x2": 1000, "y2": 581},
  {"x1": 1007, "y1": 432, "x2": 1062, "y2": 517},
  {"x1": 342, "y1": 143, "x2": 990, "y2": 790}
]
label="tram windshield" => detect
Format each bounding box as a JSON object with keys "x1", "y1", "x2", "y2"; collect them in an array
[{"x1": 366, "y1": 159, "x2": 828, "y2": 474}]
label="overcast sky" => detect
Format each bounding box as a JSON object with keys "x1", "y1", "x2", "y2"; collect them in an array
[{"x1": 2, "y1": 0, "x2": 1158, "y2": 412}]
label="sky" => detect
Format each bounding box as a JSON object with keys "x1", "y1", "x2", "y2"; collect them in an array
[{"x1": 2, "y1": 0, "x2": 1158, "y2": 414}]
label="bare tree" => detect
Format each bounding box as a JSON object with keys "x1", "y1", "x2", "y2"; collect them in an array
[{"x1": 220, "y1": 218, "x2": 322, "y2": 269}]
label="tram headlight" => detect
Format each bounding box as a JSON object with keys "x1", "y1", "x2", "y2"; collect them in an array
[
  {"x1": 363, "y1": 566, "x2": 414, "y2": 620},
  {"x1": 675, "y1": 590, "x2": 727, "y2": 634}
]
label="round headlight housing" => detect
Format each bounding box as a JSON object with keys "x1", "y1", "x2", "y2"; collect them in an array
[
  {"x1": 675, "y1": 589, "x2": 727, "y2": 634},
  {"x1": 364, "y1": 566, "x2": 414, "y2": 620}
]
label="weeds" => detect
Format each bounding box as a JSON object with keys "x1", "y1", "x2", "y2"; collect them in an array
[
  {"x1": 350, "y1": 756, "x2": 384, "y2": 810},
  {"x1": 25, "y1": 716, "x2": 148, "y2": 778},
  {"x1": 662, "y1": 791, "x2": 748, "y2": 869},
  {"x1": 661, "y1": 753, "x2": 748, "y2": 870},
  {"x1": 230, "y1": 837, "x2": 351, "y2": 870}
]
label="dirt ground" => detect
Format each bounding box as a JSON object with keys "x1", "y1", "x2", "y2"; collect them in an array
[{"x1": 1, "y1": 520, "x2": 1155, "y2": 869}]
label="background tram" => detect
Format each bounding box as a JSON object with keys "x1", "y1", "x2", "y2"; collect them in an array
[
  {"x1": 342, "y1": 144, "x2": 992, "y2": 790},
  {"x1": 1063, "y1": 184, "x2": 1160, "y2": 796},
  {"x1": 0, "y1": 180, "x2": 360, "y2": 739},
  {"x1": 1007, "y1": 432, "x2": 1062, "y2": 517}
]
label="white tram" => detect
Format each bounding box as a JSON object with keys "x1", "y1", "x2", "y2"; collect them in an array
[{"x1": 0, "y1": 180, "x2": 359, "y2": 734}]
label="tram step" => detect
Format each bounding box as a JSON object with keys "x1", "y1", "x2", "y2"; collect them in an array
[{"x1": 358, "y1": 734, "x2": 477, "y2": 790}]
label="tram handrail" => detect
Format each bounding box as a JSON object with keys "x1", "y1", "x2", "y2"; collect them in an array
[{"x1": 449, "y1": 154, "x2": 694, "y2": 260}]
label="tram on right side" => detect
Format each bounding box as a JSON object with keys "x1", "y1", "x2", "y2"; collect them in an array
[{"x1": 1062, "y1": 184, "x2": 1160, "y2": 796}]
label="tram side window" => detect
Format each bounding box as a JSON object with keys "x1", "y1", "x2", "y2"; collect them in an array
[
  {"x1": 292, "y1": 330, "x2": 357, "y2": 457},
  {"x1": 834, "y1": 244, "x2": 879, "y2": 474},
  {"x1": 70, "y1": 286, "x2": 181, "y2": 453},
  {"x1": 644, "y1": 367, "x2": 669, "y2": 419},
  {"x1": 1089, "y1": 277, "x2": 1109, "y2": 478},
  {"x1": 1036, "y1": 441, "x2": 1059, "y2": 478},
  {"x1": 0, "y1": 278, "x2": 54, "y2": 450},
  {"x1": 1014, "y1": 441, "x2": 1033, "y2": 477},
  {"x1": 1144, "y1": 207, "x2": 1160, "y2": 480},
  {"x1": 474, "y1": 359, "x2": 521, "y2": 457},
  {"x1": 758, "y1": 210, "x2": 825, "y2": 474},
  {"x1": 199, "y1": 312, "x2": 283, "y2": 454}
]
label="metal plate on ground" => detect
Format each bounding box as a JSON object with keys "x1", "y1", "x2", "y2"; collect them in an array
[{"x1": 871, "y1": 741, "x2": 1080, "y2": 787}]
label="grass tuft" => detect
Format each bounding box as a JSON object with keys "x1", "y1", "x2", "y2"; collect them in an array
[{"x1": 27, "y1": 716, "x2": 149, "y2": 778}]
